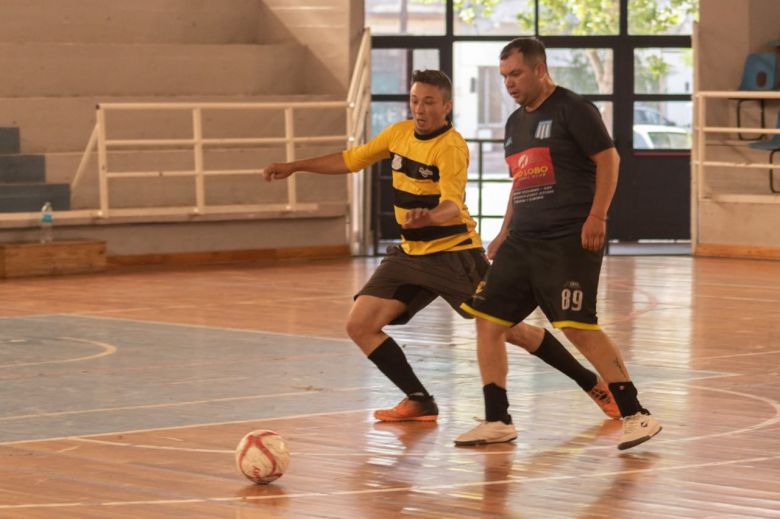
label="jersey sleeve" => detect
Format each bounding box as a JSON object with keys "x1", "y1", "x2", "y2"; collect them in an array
[
  {"x1": 565, "y1": 98, "x2": 614, "y2": 157},
  {"x1": 342, "y1": 124, "x2": 394, "y2": 172},
  {"x1": 436, "y1": 142, "x2": 469, "y2": 207}
]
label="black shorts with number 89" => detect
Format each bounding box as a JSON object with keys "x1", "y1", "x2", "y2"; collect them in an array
[{"x1": 461, "y1": 233, "x2": 603, "y2": 330}]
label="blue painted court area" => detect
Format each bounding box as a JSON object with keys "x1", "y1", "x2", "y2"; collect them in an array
[
  {"x1": 0, "y1": 315, "x2": 371, "y2": 443},
  {"x1": 0, "y1": 315, "x2": 724, "y2": 444}
]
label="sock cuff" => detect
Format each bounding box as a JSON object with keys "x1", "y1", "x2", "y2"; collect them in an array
[
  {"x1": 367, "y1": 337, "x2": 401, "y2": 363},
  {"x1": 483, "y1": 383, "x2": 510, "y2": 423},
  {"x1": 532, "y1": 329, "x2": 555, "y2": 356}
]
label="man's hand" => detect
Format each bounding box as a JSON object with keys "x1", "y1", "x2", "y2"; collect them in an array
[
  {"x1": 402, "y1": 208, "x2": 434, "y2": 229},
  {"x1": 262, "y1": 163, "x2": 295, "y2": 182},
  {"x1": 581, "y1": 214, "x2": 606, "y2": 251},
  {"x1": 486, "y1": 233, "x2": 507, "y2": 260}
]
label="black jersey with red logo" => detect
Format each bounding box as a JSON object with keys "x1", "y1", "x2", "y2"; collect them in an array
[{"x1": 504, "y1": 86, "x2": 614, "y2": 239}]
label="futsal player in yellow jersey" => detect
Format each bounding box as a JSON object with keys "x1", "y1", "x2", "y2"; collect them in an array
[{"x1": 261, "y1": 70, "x2": 619, "y2": 422}]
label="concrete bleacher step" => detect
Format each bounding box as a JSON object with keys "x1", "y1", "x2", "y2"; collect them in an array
[
  {"x1": 0, "y1": 128, "x2": 20, "y2": 154},
  {"x1": 0, "y1": 182, "x2": 70, "y2": 212},
  {"x1": 0, "y1": 42, "x2": 305, "y2": 98},
  {"x1": 0, "y1": 154, "x2": 46, "y2": 183},
  {"x1": 0, "y1": 0, "x2": 264, "y2": 45},
  {"x1": 0, "y1": 94, "x2": 346, "y2": 153}
]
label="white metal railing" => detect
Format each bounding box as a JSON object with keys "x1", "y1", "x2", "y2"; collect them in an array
[
  {"x1": 692, "y1": 89, "x2": 780, "y2": 205},
  {"x1": 71, "y1": 29, "x2": 372, "y2": 249}
]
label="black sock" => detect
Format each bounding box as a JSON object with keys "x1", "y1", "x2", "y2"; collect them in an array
[
  {"x1": 483, "y1": 383, "x2": 511, "y2": 424},
  {"x1": 368, "y1": 337, "x2": 430, "y2": 398},
  {"x1": 532, "y1": 330, "x2": 598, "y2": 391},
  {"x1": 608, "y1": 381, "x2": 648, "y2": 417}
]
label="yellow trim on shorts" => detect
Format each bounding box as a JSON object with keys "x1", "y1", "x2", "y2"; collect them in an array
[
  {"x1": 552, "y1": 320, "x2": 602, "y2": 331},
  {"x1": 459, "y1": 303, "x2": 514, "y2": 328}
]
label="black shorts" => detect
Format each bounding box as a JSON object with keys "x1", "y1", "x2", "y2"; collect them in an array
[
  {"x1": 356, "y1": 246, "x2": 489, "y2": 325},
  {"x1": 461, "y1": 234, "x2": 603, "y2": 330}
]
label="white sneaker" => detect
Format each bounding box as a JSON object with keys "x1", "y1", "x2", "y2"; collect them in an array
[
  {"x1": 618, "y1": 412, "x2": 662, "y2": 450},
  {"x1": 454, "y1": 418, "x2": 517, "y2": 446}
]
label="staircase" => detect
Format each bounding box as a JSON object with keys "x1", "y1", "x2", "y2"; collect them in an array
[
  {"x1": 0, "y1": 0, "x2": 362, "y2": 260},
  {"x1": 0, "y1": 127, "x2": 69, "y2": 212}
]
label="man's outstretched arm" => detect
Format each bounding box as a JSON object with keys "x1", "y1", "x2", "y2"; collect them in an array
[{"x1": 262, "y1": 152, "x2": 351, "y2": 182}]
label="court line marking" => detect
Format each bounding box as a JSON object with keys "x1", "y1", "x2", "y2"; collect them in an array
[
  {"x1": 599, "y1": 281, "x2": 658, "y2": 325},
  {"x1": 54, "y1": 379, "x2": 778, "y2": 458},
  {"x1": 577, "y1": 382, "x2": 780, "y2": 452},
  {"x1": 0, "y1": 368, "x2": 731, "y2": 434},
  {"x1": 699, "y1": 294, "x2": 780, "y2": 303},
  {"x1": 0, "y1": 337, "x2": 117, "y2": 369},
  {"x1": 78, "y1": 293, "x2": 350, "y2": 316},
  {"x1": 0, "y1": 408, "x2": 373, "y2": 447},
  {"x1": 16, "y1": 313, "x2": 352, "y2": 344},
  {"x1": 1, "y1": 453, "x2": 778, "y2": 510},
  {"x1": 0, "y1": 385, "x2": 385, "y2": 423},
  {"x1": 1, "y1": 277, "x2": 659, "y2": 351},
  {"x1": 0, "y1": 344, "x2": 776, "y2": 509},
  {"x1": 0, "y1": 372, "x2": 735, "y2": 446},
  {"x1": 697, "y1": 349, "x2": 780, "y2": 360}
]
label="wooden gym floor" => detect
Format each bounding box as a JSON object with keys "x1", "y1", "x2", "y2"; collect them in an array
[{"x1": 0, "y1": 254, "x2": 779, "y2": 518}]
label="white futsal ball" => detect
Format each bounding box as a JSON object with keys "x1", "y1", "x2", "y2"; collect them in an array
[{"x1": 235, "y1": 429, "x2": 290, "y2": 484}]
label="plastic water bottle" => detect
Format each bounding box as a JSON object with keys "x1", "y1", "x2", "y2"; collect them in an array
[{"x1": 40, "y1": 201, "x2": 53, "y2": 244}]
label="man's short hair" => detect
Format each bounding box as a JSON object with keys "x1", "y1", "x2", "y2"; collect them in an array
[
  {"x1": 499, "y1": 37, "x2": 547, "y2": 66},
  {"x1": 411, "y1": 69, "x2": 452, "y2": 102}
]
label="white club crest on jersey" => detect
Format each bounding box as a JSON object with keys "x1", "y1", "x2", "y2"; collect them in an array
[
  {"x1": 392, "y1": 153, "x2": 403, "y2": 170},
  {"x1": 535, "y1": 119, "x2": 553, "y2": 140}
]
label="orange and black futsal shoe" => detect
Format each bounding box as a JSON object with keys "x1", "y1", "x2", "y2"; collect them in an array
[
  {"x1": 587, "y1": 378, "x2": 622, "y2": 419},
  {"x1": 373, "y1": 396, "x2": 439, "y2": 422}
]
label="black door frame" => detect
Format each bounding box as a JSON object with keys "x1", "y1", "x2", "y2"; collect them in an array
[{"x1": 369, "y1": 0, "x2": 693, "y2": 250}]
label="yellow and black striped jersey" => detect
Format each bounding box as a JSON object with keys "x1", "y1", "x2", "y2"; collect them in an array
[{"x1": 343, "y1": 120, "x2": 481, "y2": 255}]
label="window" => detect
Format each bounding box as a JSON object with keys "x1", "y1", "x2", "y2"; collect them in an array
[
  {"x1": 634, "y1": 48, "x2": 693, "y2": 95},
  {"x1": 538, "y1": 0, "x2": 620, "y2": 35},
  {"x1": 547, "y1": 48, "x2": 614, "y2": 95},
  {"x1": 365, "y1": 0, "x2": 446, "y2": 35},
  {"x1": 370, "y1": 102, "x2": 407, "y2": 138},
  {"x1": 367, "y1": 0, "x2": 696, "y2": 249},
  {"x1": 628, "y1": 0, "x2": 698, "y2": 35},
  {"x1": 454, "y1": 0, "x2": 535, "y2": 36},
  {"x1": 372, "y1": 49, "x2": 407, "y2": 95}
]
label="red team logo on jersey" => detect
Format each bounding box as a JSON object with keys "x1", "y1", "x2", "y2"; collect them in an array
[{"x1": 507, "y1": 147, "x2": 555, "y2": 191}]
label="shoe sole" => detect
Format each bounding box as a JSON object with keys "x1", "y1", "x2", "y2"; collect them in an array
[
  {"x1": 453, "y1": 434, "x2": 517, "y2": 447},
  {"x1": 617, "y1": 425, "x2": 662, "y2": 450},
  {"x1": 373, "y1": 414, "x2": 438, "y2": 423}
]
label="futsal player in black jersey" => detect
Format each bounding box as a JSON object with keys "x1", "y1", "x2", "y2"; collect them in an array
[
  {"x1": 456, "y1": 39, "x2": 661, "y2": 450},
  {"x1": 262, "y1": 70, "x2": 619, "y2": 424}
]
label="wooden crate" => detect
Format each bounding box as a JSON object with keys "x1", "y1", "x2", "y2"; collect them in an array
[{"x1": 0, "y1": 240, "x2": 107, "y2": 278}]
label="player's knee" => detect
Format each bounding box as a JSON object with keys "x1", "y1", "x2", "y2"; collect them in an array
[
  {"x1": 505, "y1": 325, "x2": 532, "y2": 351},
  {"x1": 506, "y1": 323, "x2": 544, "y2": 352},
  {"x1": 346, "y1": 312, "x2": 383, "y2": 342},
  {"x1": 562, "y1": 327, "x2": 590, "y2": 345},
  {"x1": 344, "y1": 316, "x2": 366, "y2": 342}
]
